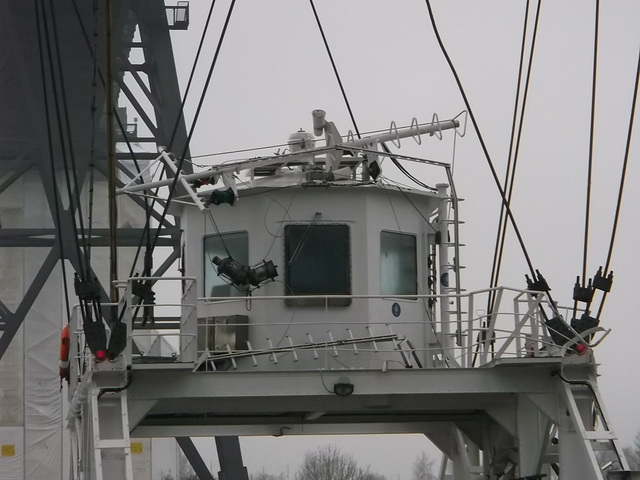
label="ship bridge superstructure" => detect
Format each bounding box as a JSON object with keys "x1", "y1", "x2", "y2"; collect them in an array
[{"x1": 67, "y1": 110, "x2": 634, "y2": 480}]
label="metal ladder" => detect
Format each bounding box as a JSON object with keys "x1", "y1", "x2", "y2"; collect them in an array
[
  {"x1": 559, "y1": 374, "x2": 632, "y2": 478},
  {"x1": 87, "y1": 360, "x2": 134, "y2": 480},
  {"x1": 436, "y1": 184, "x2": 466, "y2": 356}
]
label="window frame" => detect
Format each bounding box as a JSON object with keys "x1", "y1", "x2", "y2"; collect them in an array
[
  {"x1": 284, "y1": 223, "x2": 352, "y2": 307},
  {"x1": 380, "y1": 230, "x2": 418, "y2": 299}
]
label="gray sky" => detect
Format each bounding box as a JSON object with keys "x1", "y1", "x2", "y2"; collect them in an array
[{"x1": 149, "y1": 1, "x2": 640, "y2": 477}]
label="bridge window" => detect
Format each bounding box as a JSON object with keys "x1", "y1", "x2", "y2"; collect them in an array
[
  {"x1": 284, "y1": 224, "x2": 351, "y2": 306},
  {"x1": 203, "y1": 231, "x2": 248, "y2": 297},
  {"x1": 381, "y1": 231, "x2": 417, "y2": 296},
  {"x1": 166, "y1": 2, "x2": 190, "y2": 30}
]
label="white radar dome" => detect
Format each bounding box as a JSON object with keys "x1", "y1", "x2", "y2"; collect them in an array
[{"x1": 287, "y1": 129, "x2": 315, "y2": 152}]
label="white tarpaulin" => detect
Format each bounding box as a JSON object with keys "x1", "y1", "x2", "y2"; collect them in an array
[
  {"x1": 24, "y1": 242, "x2": 63, "y2": 480},
  {"x1": 0, "y1": 427, "x2": 24, "y2": 480}
]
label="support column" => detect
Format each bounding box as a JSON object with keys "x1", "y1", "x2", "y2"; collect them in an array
[
  {"x1": 215, "y1": 436, "x2": 249, "y2": 480},
  {"x1": 516, "y1": 394, "x2": 548, "y2": 476},
  {"x1": 176, "y1": 438, "x2": 214, "y2": 480}
]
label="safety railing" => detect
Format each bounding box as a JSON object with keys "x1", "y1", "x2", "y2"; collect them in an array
[
  {"x1": 68, "y1": 276, "x2": 198, "y2": 385},
  {"x1": 69, "y1": 283, "x2": 609, "y2": 376},
  {"x1": 190, "y1": 286, "x2": 610, "y2": 371},
  {"x1": 120, "y1": 276, "x2": 198, "y2": 365}
]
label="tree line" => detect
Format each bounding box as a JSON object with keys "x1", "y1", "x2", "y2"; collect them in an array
[{"x1": 159, "y1": 432, "x2": 640, "y2": 479}]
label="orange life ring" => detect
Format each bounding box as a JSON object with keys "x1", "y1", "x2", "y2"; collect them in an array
[{"x1": 59, "y1": 324, "x2": 70, "y2": 382}]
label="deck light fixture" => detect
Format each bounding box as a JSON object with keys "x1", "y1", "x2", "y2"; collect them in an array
[
  {"x1": 333, "y1": 378, "x2": 354, "y2": 397},
  {"x1": 213, "y1": 256, "x2": 278, "y2": 289}
]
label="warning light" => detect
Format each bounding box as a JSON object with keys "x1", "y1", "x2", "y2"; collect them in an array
[
  {"x1": 575, "y1": 343, "x2": 588, "y2": 355},
  {"x1": 95, "y1": 350, "x2": 107, "y2": 362},
  {"x1": 209, "y1": 187, "x2": 236, "y2": 206}
]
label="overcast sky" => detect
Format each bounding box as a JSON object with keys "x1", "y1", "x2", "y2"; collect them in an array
[{"x1": 146, "y1": 1, "x2": 640, "y2": 477}]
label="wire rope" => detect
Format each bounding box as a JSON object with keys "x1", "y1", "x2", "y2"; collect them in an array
[
  {"x1": 423, "y1": 0, "x2": 543, "y2": 289},
  {"x1": 40, "y1": 0, "x2": 88, "y2": 279},
  {"x1": 167, "y1": 0, "x2": 219, "y2": 152},
  {"x1": 489, "y1": 0, "x2": 541, "y2": 320},
  {"x1": 34, "y1": 0, "x2": 72, "y2": 323},
  {"x1": 86, "y1": 0, "x2": 99, "y2": 272},
  {"x1": 489, "y1": 0, "x2": 536, "y2": 292},
  {"x1": 308, "y1": 0, "x2": 361, "y2": 138},
  {"x1": 603, "y1": 50, "x2": 639, "y2": 273},
  {"x1": 595, "y1": 48, "x2": 640, "y2": 319},
  {"x1": 150, "y1": 0, "x2": 237, "y2": 253},
  {"x1": 49, "y1": 0, "x2": 96, "y2": 279},
  {"x1": 45, "y1": 0, "x2": 103, "y2": 329},
  {"x1": 582, "y1": 0, "x2": 600, "y2": 287},
  {"x1": 423, "y1": 0, "x2": 558, "y2": 368}
]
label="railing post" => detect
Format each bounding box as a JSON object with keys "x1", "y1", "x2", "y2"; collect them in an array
[
  {"x1": 436, "y1": 183, "x2": 452, "y2": 361},
  {"x1": 123, "y1": 284, "x2": 134, "y2": 366},
  {"x1": 181, "y1": 278, "x2": 198, "y2": 363}
]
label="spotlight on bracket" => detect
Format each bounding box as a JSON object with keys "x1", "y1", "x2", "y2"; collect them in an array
[
  {"x1": 333, "y1": 377, "x2": 354, "y2": 397},
  {"x1": 212, "y1": 256, "x2": 278, "y2": 289},
  {"x1": 247, "y1": 260, "x2": 278, "y2": 287},
  {"x1": 213, "y1": 256, "x2": 248, "y2": 286}
]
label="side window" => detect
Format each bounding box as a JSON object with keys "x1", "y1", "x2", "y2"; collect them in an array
[
  {"x1": 284, "y1": 224, "x2": 351, "y2": 306},
  {"x1": 380, "y1": 231, "x2": 417, "y2": 297},
  {"x1": 203, "y1": 231, "x2": 248, "y2": 297}
]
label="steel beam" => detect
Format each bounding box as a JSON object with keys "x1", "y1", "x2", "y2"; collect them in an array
[
  {"x1": 0, "y1": 228, "x2": 179, "y2": 248},
  {"x1": 0, "y1": 247, "x2": 58, "y2": 354},
  {"x1": 215, "y1": 437, "x2": 249, "y2": 480},
  {"x1": 0, "y1": 0, "x2": 189, "y2": 361},
  {"x1": 176, "y1": 437, "x2": 215, "y2": 480}
]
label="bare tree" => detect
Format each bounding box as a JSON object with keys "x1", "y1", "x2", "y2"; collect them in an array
[
  {"x1": 624, "y1": 432, "x2": 640, "y2": 469},
  {"x1": 412, "y1": 451, "x2": 436, "y2": 480},
  {"x1": 359, "y1": 472, "x2": 388, "y2": 480},
  {"x1": 597, "y1": 432, "x2": 640, "y2": 471},
  {"x1": 251, "y1": 473, "x2": 285, "y2": 480},
  {"x1": 178, "y1": 450, "x2": 198, "y2": 480},
  {"x1": 295, "y1": 445, "x2": 387, "y2": 480}
]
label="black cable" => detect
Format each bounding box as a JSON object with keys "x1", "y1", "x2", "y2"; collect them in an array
[
  {"x1": 603, "y1": 49, "x2": 639, "y2": 273},
  {"x1": 382, "y1": 142, "x2": 437, "y2": 191},
  {"x1": 423, "y1": 0, "x2": 537, "y2": 281},
  {"x1": 39, "y1": 0, "x2": 87, "y2": 279},
  {"x1": 168, "y1": 0, "x2": 218, "y2": 152},
  {"x1": 424, "y1": 0, "x2": 556, "y2": 367},
  {"x1": 117, "y1": 0, "x2": 237, "y2": 293},
  {"x1": 390, "y1": 184, "x2": 438, "y2": 234},
  {"x1": 308, "y1": 0, "x2": 361, "y2": 138},
  {"x1": 67, "y1": 0, "x2": 158, "y2": 328},
  {"x1": 488, "y1": 0, "x2": 542, "y2": 331},
  {"x1": 98, "y1": 366, "x2": 132, "y2": 399},
  {"x1": 150, "y1": 0, "x2": 237, "y2": 254},
  {"x1": 595, "y1": 48, "x2": 640, "y2": 319},
  {"x1": 489, "y1": 0, "x2": 538, "y2": 294},
  {"x1": 48, "y1": 0, "x2": 91, "y2": 278},
  {"x1": 423, "y1": 0, "x2": 562, "y2": 324},
  {"x1": 582, "y1": 0, "x2": 600, "y2": 287},
  {"x1": 69, "y1": 0, "x2": 176, "y2": 289},
  {"x1": 34, "y1": 0, "x2": 72, "y2": 323},
  {"x1": 86, "y1": 0, "x2": 99, "y2": 271}
]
